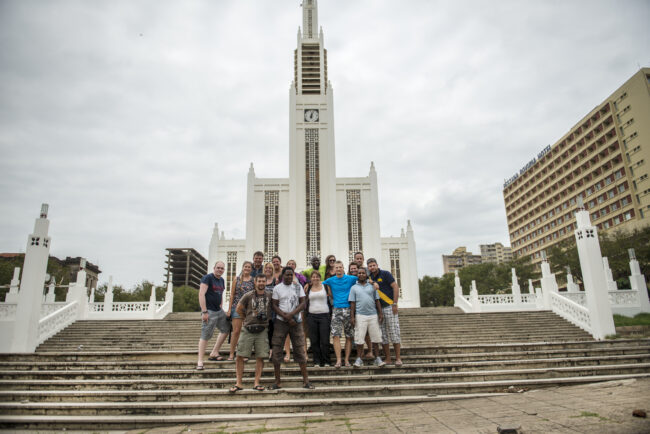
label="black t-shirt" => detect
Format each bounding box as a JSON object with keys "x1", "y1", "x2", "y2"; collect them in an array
[{"x1": 201, "y1": 273, "x2": 225, "y2": 311}]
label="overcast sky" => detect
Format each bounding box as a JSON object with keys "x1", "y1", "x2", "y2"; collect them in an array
[{"x1": 1, "y1": 0, "x2": 648, "y2": 288}]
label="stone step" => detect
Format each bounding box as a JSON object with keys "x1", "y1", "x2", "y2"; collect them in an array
[
  {"x1": 2, "y1": 354, "x2": 649, "y2": 381},
  {"x1": 1, "y1": 374, "x2": 648, "y2": 418},
  {"x1": 4, "y1": 347, "x2": 649, "y2": 371},
  {"x1": 1, "y1": 363, "x2": 648, "y2": 391}
]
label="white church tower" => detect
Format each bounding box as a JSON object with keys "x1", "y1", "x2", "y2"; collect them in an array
[{"x1": 209, "y1": 1, "x2": 420, "y2": 308}]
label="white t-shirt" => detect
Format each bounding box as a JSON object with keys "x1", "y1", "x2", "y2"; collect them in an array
[{"x1": 272, "y1": 282, "x2": 306, "y2": 322}]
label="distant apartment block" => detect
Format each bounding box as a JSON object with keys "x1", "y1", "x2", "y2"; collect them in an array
[
  {"x1": 503, "y1": 68, "x2": 650, "y2": 264},
  {"x1": 480, "y1": 243, "x2": 513, "y2": 264},
  {"x1": 442, "y1": 247, "x2": 482, "y2": 274},
  {"x1": 165, "y1": 248, "x2": 208, "y2": 290}
]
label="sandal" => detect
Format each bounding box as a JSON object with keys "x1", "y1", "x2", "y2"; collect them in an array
[
  {"x1": 334, "y1": 363, "x2": 341, "y2": 369},
  {"x1": 195, "y1": 365, "x2": 204, "y2": 370},
  {"x1": 395, "y1": 360, "x2": 403, "y2": 367},
  {"x1": 208, "y1": 356, "x2": 225, "y2": 361},
  {"x1": 269, "y1": 384, "x2": 282, "y2": 390},
  {"x1": 303, "y1": 382, "x2": 315, "y2": 390},
  {"x1": 229, "y1": 385, "x2": 243, "y2": 393},
  {"x1": 344, "y1": 362, "x2": 351, "y2": 367},
  {"x1": 253, "y1": 385, "x2": 265, "y2": 392}
]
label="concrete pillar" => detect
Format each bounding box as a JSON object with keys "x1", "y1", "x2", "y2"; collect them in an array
[
  {"x1": 602, "y1": 257, "x2": 618, "y2": 291},
  {"x1": 5, "y1": 267, "x2": 21, "y2": 303},
  {"x1": 566, "y1": 267, "x2": 580, "y2": 293},
  {"x1": 470, "y1": 280, "x2": 481, "y2": 313},
  {"x1": 511, "y1": 268, "x2": 522, "y2": 306},
  {"x1": 540, "y1": 256, "x2": 558, "y2": 309},
  {"x1": 165, "y1": 279, "x2": 174, "y2": 303},
  {"x1": 454, "y1": 270, "x2": 463, "y2": 300},
  {"x1": 628, "y1": 249, "x2": 650, "y2": 313},
  {"x1": 574, "y1": 201, "x2": 615, "y2": 340},
  {"x1": 66, "y1": 260, "x2": 89, "y2": 320},
  {"x1": 89, "y1": 287, "x2": 95, "y2": 304},
  {"x1": 104, "y1": 276, "x2": 114, "y2": 313},
  {"x1": 148, "y1": 284, "x2": 157, "y2": 312},
  {"x1": 10, "y1": 204, "x2": 52, "y2": 353},
  {"x1": 44, "y1": 277, "x2": 56, "y2": 303}
]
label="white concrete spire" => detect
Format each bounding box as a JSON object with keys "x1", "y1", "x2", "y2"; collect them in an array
[{"x1": 301, "y1": 0, "x2": 319, "y2": 40}]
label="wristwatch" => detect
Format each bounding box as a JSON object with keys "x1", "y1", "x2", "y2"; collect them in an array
[{"x1": 202, "y1": 311, "x2": 208, "y2": 314}]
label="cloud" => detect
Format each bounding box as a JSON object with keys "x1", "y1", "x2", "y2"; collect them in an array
[{"x1": 0, "y1": 0, "x2": 648, "y2": 287}]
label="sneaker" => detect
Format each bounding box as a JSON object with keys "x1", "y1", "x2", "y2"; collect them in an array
[
  {"x1": 374, "y1": 357, "x2": 386, "y2": 367},
  {"x1": 353, "y1": 357, "x2": 363, "y2": 368}
]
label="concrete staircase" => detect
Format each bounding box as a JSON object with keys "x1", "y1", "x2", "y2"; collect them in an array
[{"x1": 1, "y1": 308, "x2": 649, "y2": 430}]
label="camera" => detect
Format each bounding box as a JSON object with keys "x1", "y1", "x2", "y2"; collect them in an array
[{"x1": 257, "y1": 312, "x2": 267, "y2": 321}]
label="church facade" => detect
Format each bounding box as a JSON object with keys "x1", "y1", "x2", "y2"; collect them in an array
[{"x1": 208, "y1": 0, "x2": 420, "y2": 308}]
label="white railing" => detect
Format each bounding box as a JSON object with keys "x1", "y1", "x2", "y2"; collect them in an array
[
  {"x1": 608, "y1": 289, "x2": 639, "y2": 306},
  {"x1": 113, "y1": 302, "x2": 151, "y2": 312},
  {"x1": 156, "y1": 299, "x2": 173, "y2": 316},
  {"x1": 37, "y1": 301, "x2": 78, "y2": 345},
  {"x1": 550, "y1": 292, "x2": 591, "y2": 334},
  {"x1": 562, "y1": 292, "x2": 586, "y2": 305},
  {"x1": 0, "y1": 303, "x2": 18, "y2": 321},
  {"x1": 521, "y1": 293, "x2": 536, "y2": 304},
  {"x1": 41, "y1": 302, "x2": 67, "y2": 317},
  {"x1": 477, "y1": 294, "x2": 514, "y2": 305}
]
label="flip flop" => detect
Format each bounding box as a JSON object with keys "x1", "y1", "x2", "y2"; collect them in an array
[
  {"x1": 208, "y1": 356, "x2": 225, "y2": 361},
  {"x1": 395, "y1": 360, "x2": 403, "y2": 367},
  {"x1": 344, "y1": 362, "x2": 351, "y2": 367},
  {"x1": 303, "y1": 382, "x2": 315, "y2": 389},
  {"x1": 334, "y1": 363, "x2": 341, "y2": 369},
  {"x1": 253, "y1": 385, "x2": 265, "y2": 392},
  {"x1": 229, "y1": 385, "x2": 243, "y2": 393},
  {"x1": 195, "y1": 365, "x2": 204, "y2": 370},
  {"x1": 269, "y1": 384, "x2": 282, "y2": 390}
]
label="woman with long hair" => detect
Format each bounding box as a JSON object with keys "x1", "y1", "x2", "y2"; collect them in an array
[
  {"x1": 226, "y1": 261, "x2": 254, "y2": 361},
  {"x1": 324, "y1": 254, "x2": 337, "y2": 279},
  {"x1": 305, "y1": 270, "x2": 332, "y2": 366}
]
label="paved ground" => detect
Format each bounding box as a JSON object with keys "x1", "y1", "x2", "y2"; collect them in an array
[{"x1": 13, "y1": 378, "x2": 650, "y2": 433}]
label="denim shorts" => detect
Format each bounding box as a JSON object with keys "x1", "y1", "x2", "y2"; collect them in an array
[
  {"x1": 201, "y1": 309, "x2": 230, "y2": 340},
  {"x1": 230, "y1": 305, "x2": 241, "y2": 319}
]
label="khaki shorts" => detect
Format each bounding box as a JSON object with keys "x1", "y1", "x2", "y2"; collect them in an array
[
  {"x1": 236, "y1": 327, "x2": 270, "y2": 359},
  {"x1": 354, "y1": 314, "x2": 382, "y2": 344},
  {"x1": 200, "y1": 309, "x2": 230, "y2": 341}
]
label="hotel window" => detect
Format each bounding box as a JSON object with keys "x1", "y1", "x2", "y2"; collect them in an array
[
  {"x1": 624, "y1": 211, "x2": 633, "y2": 220},
  {"x1": 607, "y1": 190, "x2": 615, "y2": 199},
  {"x1": 618, "y1": 184, "x2": 626, "y2": 193},
  {"x1": 611, "y1": 202, "x2": 618, "y2": 211},
  {"x1": 622, "y1": 196, "x2": 629, "y2": 206},
  {"x1": 598, "y1": 196, "x2": 604, "y2": 204},
  {"x1": 614, "y1": 216, "x2": 621, "y2": 225}
]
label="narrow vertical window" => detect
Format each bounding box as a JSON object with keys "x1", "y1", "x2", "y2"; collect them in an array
[
  {"x1": 389, "y1": 249, "x2": 402, "y2": 299},
  {"x1": 305, "y1": 129, "x2": 321, "y2": 263},
  {"x1": 346, "y1": 189, "x2": 362, "y2": 262},
  {"x1": 264, "y1": 191, "x2": 279, "y2": 262}
]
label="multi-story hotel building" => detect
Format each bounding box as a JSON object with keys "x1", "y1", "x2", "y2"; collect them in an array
[
  {"x1": 503, "y1": 68, "x2": 650, "y2": 263},
  {"x1": 480, "y1": 243, "x2": 513, "y2": 264}
]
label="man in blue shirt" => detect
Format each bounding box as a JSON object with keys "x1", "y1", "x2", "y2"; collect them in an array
[
  {"x1": 197, "y1": 261, "x2": 231, "y2": 369},
  {"x1": 323, "y1": 261, "x2": 358, "y2": 368},
  {"x1": 349, "y1": 267, "x2": 385, "y2": 368},
  {"x1": 367, "y1": 258, "x2": 402, "y2": 367},
  {"x1": 250, "y1": 251, "x2": 264, "y2": 277}
]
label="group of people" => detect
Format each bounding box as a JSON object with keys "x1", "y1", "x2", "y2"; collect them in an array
[{"x1": 196, "y1": 250, "x2": 402, "y2": 392}]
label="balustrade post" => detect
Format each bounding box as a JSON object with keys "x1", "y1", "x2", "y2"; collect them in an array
[
  {"x1": 566, "y1": 266, "x2": 580, "y2": 293},
  {"x1": 148, "y1": 284, "x2": 156, "y2": 318},
  {"x1": 540, "y1": 254, "x2": 558, "y2": 310},
  {"x1": 89, "y1": 287, "x2": 95, "y2": 304},
  {"x1": 165, "y1": 280, "x2": 174, "y2": 303},
  {"x1": 628, "y1": 249, "x2": 650, "y2": 313},
  {"x1": 45, "y1": 277, "x2": 56, "y2": 303},
  {"x1": 10, "y1": 204, "x2": 52, "y2": 353},
  {"x1": 533, "y1": 281, "x2": 544, "y2": 309},
  {"x1": 574, "y1": 199, "x2": 615, "y2": 339},
  {"x1": 67, "y1": 259, "x2": 89, "y2": 320},
  {"x1": 511, "y1": 268, "x2": 522, "y2": 306},
  {"x1": 453, "y1": 270, "x2": 463, "y2": 306},
  {"x1": 469, "y1": 280, "x2": 481, "y2": 313},
  {"x1": 5, "y1": 267, "x2": 21, "y2": 303},
  {"x1": 602, "y1": 257, "x2": 618, "y2": 291},
  {"x1": 104, "y1": 276, "x2": 114, "y2": 313}
]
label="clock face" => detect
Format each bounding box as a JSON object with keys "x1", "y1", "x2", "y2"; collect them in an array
[{"x1": 304, "y1": 109, "x2": 319, "y2": 122}]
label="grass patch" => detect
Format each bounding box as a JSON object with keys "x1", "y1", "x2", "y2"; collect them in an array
[
  {"x1": 614, "y1": 313, "x2": 650, "y2": 327},
  {"x1": 570, "y1": 411, "x2": 609, "y2": 421}
]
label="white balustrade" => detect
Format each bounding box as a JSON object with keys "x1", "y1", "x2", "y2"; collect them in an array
[
  {"x1": 456, "y1": 294, "x2": 473, "y2": 312},
  {"x1": 37, "y1": 301, "x2": 79, "y2": 345},
  {"x1": 41, "y1": 302, "x2": 68, "y2": 318},
  {"x1": 478, "y1": 294, "x2": 515, "y2": 305},
  {"x1": 562, "y1": 292, "x2": 586, "y2": 305},
  {"x1": 113, "y1": 302, "x2": 151, "y2": 312},
  {"x1": 520, "y1": 293, "x2": 537, "y2": 304},
  {"x1": 550, "y1": 292, "x2": 592, "y2": 334}
]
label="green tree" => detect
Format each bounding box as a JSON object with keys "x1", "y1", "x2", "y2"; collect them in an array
[{"x1": 173, "y1": 285, "x2": 200, "y2": 312}]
